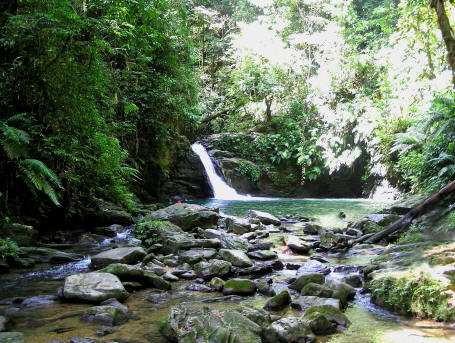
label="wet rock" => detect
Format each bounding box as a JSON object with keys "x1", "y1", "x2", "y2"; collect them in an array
[
  {"x1": 209, "y1": 277, "x2": 225, "y2": 291},
  {"x1": 289, "y1": 273, "x2": 325, "y2": 291},
  {"x1": 90, "y1": 247, "x2": 146, "y2": 268},
  {"x1": 263, "y1": 317, "x2": 314, "y2": 343},
  {"x1": 147, "y1": 203, "x2": 219, "y2": 231},
  {"x1": 0, "y1": 316, "x2": 6, "y2": 332},
  {"x1": 248, "y1": 210, "x2": 281, "y2": 226},
  {"x1": 0, "y1": 332, "x2": 24, "y2": 343},
  {"x1": 89, "y1": 199, "x2": 133, "y2": 226},
  {"x1": 223, "y1": 278, "x2": 256, "y2": 296},
  {"x1": 248, "y1": 242, "x2": 273, "y2": 251},
  {"x1": 0, "y1": 223, "x2": 37, "y2": 246},
  {"x1": 122, "y1": 282, "x2": 144, "y2": 291},
  {"x1": 193, "y1": 259, "x2": 231, "y2": 279},
  {"x1": 326, "y1": 280, "x2": 356, "y2": 307},
  {"x1": 100, "y1": 263, "x2": 144, "y2": 281},
  {"x1": 264, "y1": 290, "x2": 291, "y2": 311},
  {"x1": 19, "y1": 247, "x2": 82, "y2": 264},
  {"x1": 352, "y1": 219, "x2": 382, "y2": 235},
  {"x1": 142, "y1": 271, "x2": 172, "y2": 290},
  {"x1": 219, "y1": 249, "x2": 253, "y2": 267},
  {"x1": 342, "y1": 274, "x2": 363, "y2": 288},
  {"x1": 69, "y1": 337, "x2": 96, "y2": 343},
  {"x1": 225, "y1": 216, "x2": 252, "y2": 235},
  {"x1": 235, "y1": 307, "x2": 272, "y2": 328},
  {"x1": 62, "y1": 272, "x2": 128, "y2": 303},
  {"x1": 21, "y1": 295, "x2": 57, "y2": 309},
  {"x1": 297, "y1": 260, "x2": 331, "y2": 276},
  {"x1": 242, "y1": 232, "x2": 257, "y2": 241},
  {"x1": 247, "y1": 250, "x2": 277, "y2": 260},
  {"x1": 146, "y1": 292, "x2": 171, "y2": 306},
  {"x1": 345, "y1": 228, "x2": 362, "y2": 237},
  {"x1": 178, "y1": 248, "x2": 217, "y2": 264},
  {"x1": 93, "y1": 224, "x2": 123, "y2": 237},
  {"x1": 144, "y1": 262, "x2": 166, "y2": 276},
  {"x1": 163, "y1": 272, "x2": 179, "y2": 282},
  {"x1": 185, "y1": 283, "x2": 214, "y2": 292},
  {"x1": 303, "y1": 305, "x2": 350, "y2": 334},
  {"x1": 286, "y1": 263, "x2": 301, "y2": 270},
  {"x1": 256, "y1": 279, "x2": 275, "y2": 296},
  {"x1": 301, "y1": 283, "x2": 334, "y2": 298},
  {"x1": 162, "y1": 303, "x2": 262, "y2": 343},
  {"x1": 291, "y1": 296, "x2": 341, "y2": 311},
  {"x1": 204, "y1": 229, "x2": 250, "y2": 251},
  {"x1": 179, "y1": 271, "x2": 196, "y2": 279},
  {"x1": 285, "y1": 235, "x2": 310, "y2": 254},
  {"x1": 81, "y1": 299, "x2": 128, "y2": 326},
  {"x1": 319, "y1": 231, "x2": 350, "y2": 250},
  {"x1": 302, "y1": 223, "x2": 323, "y2": 235}
]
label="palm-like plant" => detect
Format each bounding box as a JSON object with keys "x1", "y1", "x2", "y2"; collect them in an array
[{"x1": 0, "y1": 115, "x2": 62, "y2": 206}]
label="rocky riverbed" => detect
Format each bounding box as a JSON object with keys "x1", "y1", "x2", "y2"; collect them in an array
[{"x1": 0, "y1": 201, "x2": 454, "y2": 343}]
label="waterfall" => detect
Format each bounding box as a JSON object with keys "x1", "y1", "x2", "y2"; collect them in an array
[{"x1": 191, "y1": 142, "x2": 250, "y2": 200}]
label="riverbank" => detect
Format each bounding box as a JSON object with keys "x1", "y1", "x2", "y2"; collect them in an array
[{"x1": 0, "y1": 198, "x2": 453, "y2": 342}]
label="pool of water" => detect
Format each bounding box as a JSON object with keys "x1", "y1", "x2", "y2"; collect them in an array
[{"x1": 202, "y1": 197, "x2": 387, "y2": 228}]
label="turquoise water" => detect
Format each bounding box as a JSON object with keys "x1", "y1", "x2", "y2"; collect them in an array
[{"x1": 202, "y1": 198, "x2": 387, "y2": 227}]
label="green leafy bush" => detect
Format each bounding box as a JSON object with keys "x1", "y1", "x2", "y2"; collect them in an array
[
  {"x1": 369, "y1": 272, "x2": 455, "y2": 321},
  {"x1": 235, "y1": 160, "x2": 260, "y2": 183},
  {"x1": 0, "y1": 238, "x2": 19, "y2": 260},
  {"x1": 134, "y1": 218, "x2": 176, "y2": 246}
]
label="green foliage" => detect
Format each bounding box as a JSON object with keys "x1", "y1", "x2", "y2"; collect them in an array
[
  {"x1": 369, "y1": 273, "x2": 455, "y2": 321},
  {"x1": 235, "y1": 160, "x2": 260, "y2": 183},
  {"x1": 0, "y1": 0, "x2": 199, "y2": 216},
  {"x1": 0, "y1": 238, "x2": 19, "y2": 260}
]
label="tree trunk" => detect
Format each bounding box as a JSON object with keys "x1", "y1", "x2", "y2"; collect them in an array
[
  {"x1": 265, "y1": 97, "x2": 273, "y2": 122},
  {"x1": 360, "y1": 180, "x2": 455, "y2": 244},
  {"x1": 431, "y1": 0, "x2": 455, "y2": 86}
]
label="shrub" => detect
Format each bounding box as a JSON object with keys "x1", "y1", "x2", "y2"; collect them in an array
[
  {"x1": 235, "y1": 160, "x2": 260, "y2": 183},
  {"x1": 0, "y1": 238, "x2": 19, "y2": 260},
  {"x1": 369, "y1": 272, "x2": 455, "y2": 321}
]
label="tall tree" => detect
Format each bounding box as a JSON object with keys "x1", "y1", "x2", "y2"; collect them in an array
[{"x1": 431, "y1": 0, "x2": 455, "y2": 85}]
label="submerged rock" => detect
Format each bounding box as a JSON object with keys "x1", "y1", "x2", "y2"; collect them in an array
[
  {"x1": 62, "y1": 272, "x2": 128, "y2": 303},
  {"x1": 219, "y1": 249, "x2": 253, "y2": 267},
  {"x1": 0, "y1": 332, "x2": 24, "y2": 343},
  {"x1": 162, "y1": 303, "x2": 262, "y2": 343},
  {"x1": 91, "y1": 247, "x2": 146, "y2": 269},
  {"x1": 147, "y1": 203, "x2": 219, "y2": 231},
  {"x1": 263, "y1": 317, "x2": 314, "y2": 343},
  {"x1": 81, "y1": 298, "x2": 129, "y2": 326},
  {"x1": 264, "y1": 290, "x2": 291, "y2": 311},
  {"x1": 303, "y1": 305, "x2": 350, "y2": 334},
  {"x1": 223, "y1": 279, "x2": 256, "y2": 296}
]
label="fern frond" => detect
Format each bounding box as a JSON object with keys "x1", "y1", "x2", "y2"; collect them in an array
[
  {"x1": 0, "y1": 122, "x2": 30, "y2": 159},
  {"x1": 19, "y1": 159, "x2": 62, "y2": 206}
]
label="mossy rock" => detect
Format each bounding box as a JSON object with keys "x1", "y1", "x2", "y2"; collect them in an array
[
  {"x1": 264, "y1": 290, "x2": 291, "y2": 311},
  {"x1": 223, "y1": 278, "x2": 257, "y2": 296},
  {"x1": 303, "y1": 305, "x2": 350, "y2": 335},
  {"x1": 301, "y1": 283, "x2": 334, "y2": 298},
  {"x1": 289, "y1": 273, "x2": 325, "y2": 290}
]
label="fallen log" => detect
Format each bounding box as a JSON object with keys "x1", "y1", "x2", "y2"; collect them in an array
[{"x1": 361, "y1": 180, "x2": 455, "y2": 245}]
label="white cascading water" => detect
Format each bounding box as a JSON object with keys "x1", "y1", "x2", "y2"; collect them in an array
[{"x1": 191, "y1": 142, "x2": 250, "y2": 200}]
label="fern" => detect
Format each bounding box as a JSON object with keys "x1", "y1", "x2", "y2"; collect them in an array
[
  {"x1": 0, "y1": 121, "x2": 30, "y2": 159},
  {"x1": 19, "y1": 159, "x2": 62, "y2": 206}
]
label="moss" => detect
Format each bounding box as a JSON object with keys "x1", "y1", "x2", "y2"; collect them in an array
[
  {"x1": 223, "y1": 278, "x2": 256, "y2": 295},
  {"x1": 134, "y1": 218, "x2": 178, "y2": 246},
  {"x1": 301, "y1": 283, "x2": 334, "y2": 298},
  {"x1": 235, "y1": 160, "x2": 261, "y2": 183},
  {"x1": 368, "y1": 272, "x2": 455, "y2": 321}
]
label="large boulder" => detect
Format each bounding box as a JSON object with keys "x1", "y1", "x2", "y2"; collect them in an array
[
  {"x1": 223, "y1": 279, "x2": 257, "y2": 296},
  {"x1": 263, "y1": 317, "x2": 314, "y2": 343},
  {"x1": 284, "y1": 235, "x2": 310, "y2": 254},
  {"x1": 18, "y1": 247, "x2": 82, "y2": 264},
  {"x1": 62, "y1": 272, "x2": 128, "y2": 303},
  {"x1": 303, "y1": 305, "x2": 350, "y2": 335},
  {"x1": 301, "y1": 283, "x2": 334, "y2": 298},
  {"x1": 225, "y1": 216, "x2": 252, "y2": 235},
  {"x1": 136, "y1": 219, "x2": 220, "y2": 253},
  {"x1": 0, "y1": 223, "x2": 37, "y2": 246},
  {"x1": 146, "y1": 203, "x2": 219, "y2": 231},
  {"x1": 218, "y1": 249, "x2": 253, "y2": 268},
  {"x1": 161, "y1": 303, "x2": 262, "y2": 343},
  {"x1": 91, "y1": 247, "x2": 146, "y2": 269},
  {"x1": 248, "y1": 210, "x2": 280, "y2": 226},
  {"x1": 193, "y1": 259, "x2": 231, "y2": 279},
  {"x1": 100, "y1": 263, "x2": 144, "y2": 281},
  {"x1": 203, "y1": 229, "x2": 250, "y2": 251}
]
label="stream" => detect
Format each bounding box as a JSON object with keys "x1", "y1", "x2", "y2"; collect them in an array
[{"x1": 1, "y1": 198, "x2": 454, "y2": 342}]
